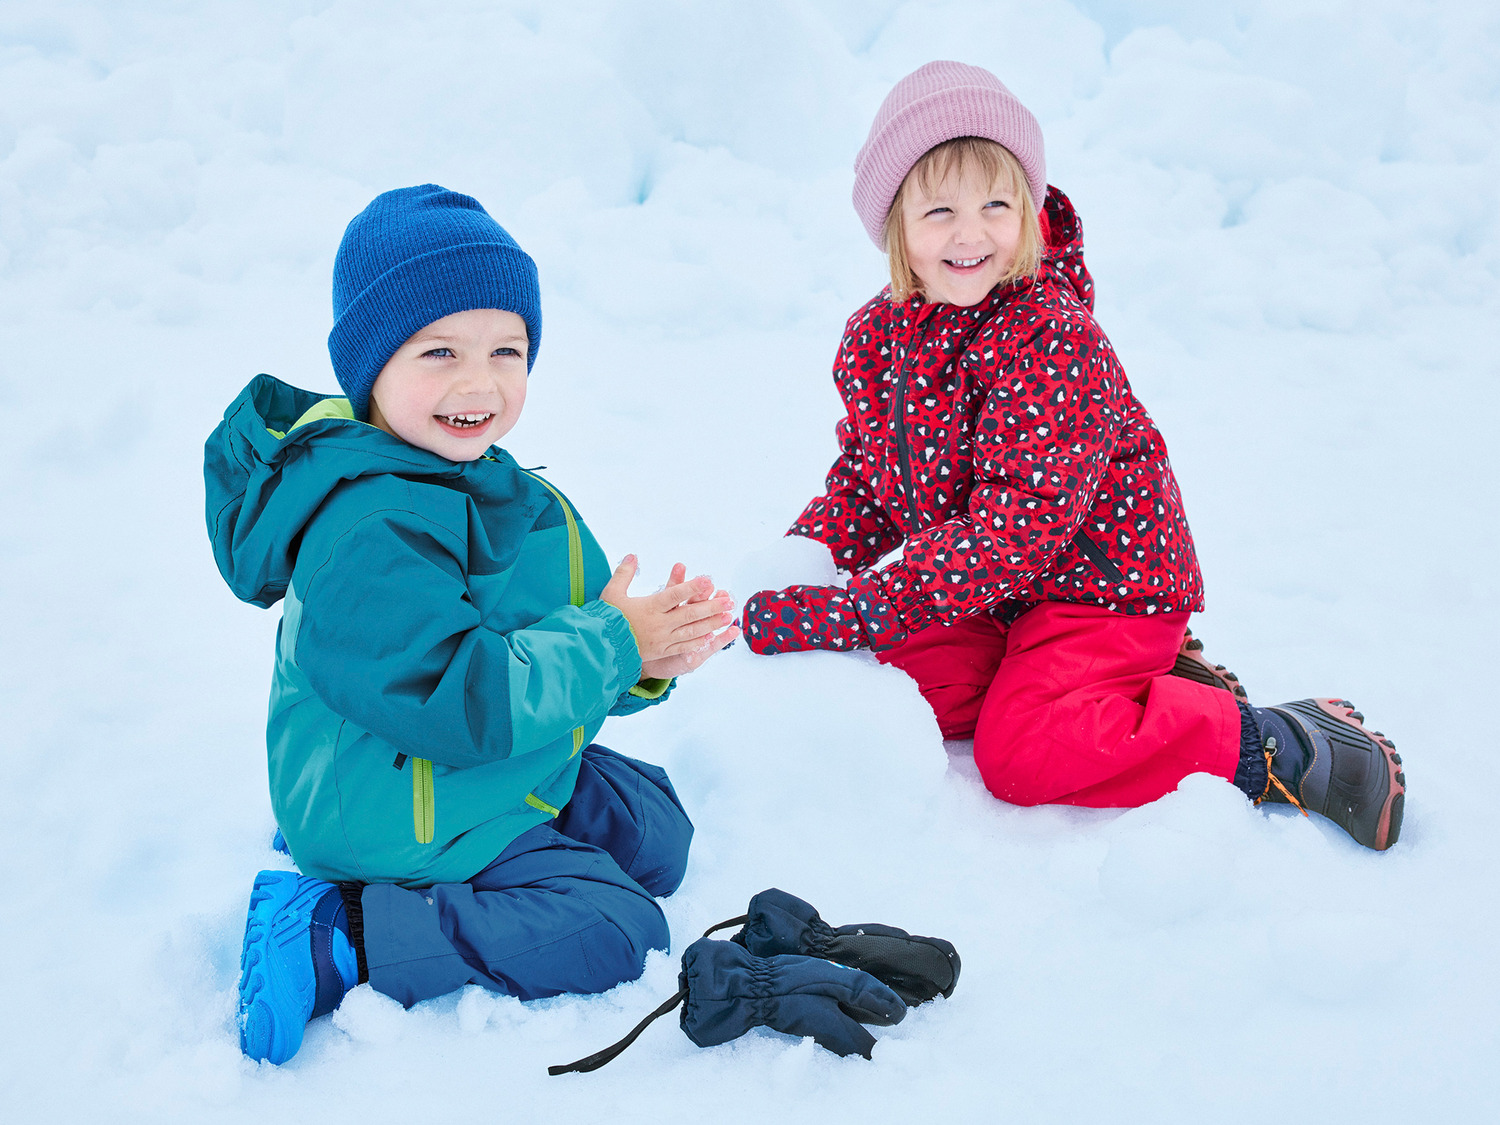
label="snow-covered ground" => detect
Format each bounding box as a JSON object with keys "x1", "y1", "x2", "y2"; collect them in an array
[{"x1": 2, "y1": 1, "x2": 1497, "y2": 1121}]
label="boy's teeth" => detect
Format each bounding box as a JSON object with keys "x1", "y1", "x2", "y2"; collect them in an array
[{"x1": 441, "y1": 412, "x2": 492, "y2": 427}]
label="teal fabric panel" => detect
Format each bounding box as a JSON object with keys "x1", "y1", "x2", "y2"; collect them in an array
[{"x1": 205, "y1": 373, "x2": 657, "y2": 886}]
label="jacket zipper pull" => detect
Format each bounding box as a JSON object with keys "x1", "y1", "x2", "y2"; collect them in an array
[{"x1": 392, "y1": 753, "x2": 408, "y2": 771}]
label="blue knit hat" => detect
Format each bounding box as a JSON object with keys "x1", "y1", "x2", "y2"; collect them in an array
[{"x1": 328, "y1": 184, "x2": 542, "y2": 420}]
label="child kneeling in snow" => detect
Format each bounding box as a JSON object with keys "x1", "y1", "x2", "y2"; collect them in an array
[
  {"x1": 205, "y1": 185, "x2": 738, "y2": 1065},
  {"x1": 742, "y1": 62, "x2": 1405, "y2": 851}
]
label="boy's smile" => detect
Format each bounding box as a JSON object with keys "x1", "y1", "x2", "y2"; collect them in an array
[
  {"x1": 367, "y1": 308, "x2": 529, "y2": 461},
  {"x1": 899, "y1": 165, "x2": 1023, "y2": 307}
]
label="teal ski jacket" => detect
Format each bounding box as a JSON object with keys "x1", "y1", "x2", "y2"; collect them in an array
[{"x1": 205, "y1": 373, "x2": 669, "y2": 887}]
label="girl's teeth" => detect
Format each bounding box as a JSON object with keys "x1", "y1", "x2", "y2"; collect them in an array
[{"x1": 948, "y1": 256, "x2": 987, "y2": 267}]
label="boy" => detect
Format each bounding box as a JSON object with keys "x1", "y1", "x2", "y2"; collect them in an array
[{"x1": 205, "y1": 185, "x2": 738, "y2": 1065}]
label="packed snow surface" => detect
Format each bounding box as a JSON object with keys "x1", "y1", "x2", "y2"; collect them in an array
[{"x1": 2, "y1": 2, "x2": 1497, "y2": 1121}]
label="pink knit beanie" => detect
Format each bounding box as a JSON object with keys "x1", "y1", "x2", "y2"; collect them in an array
[{"x1": 852, "y1": 61, "x2": 1046, "y2": 248}]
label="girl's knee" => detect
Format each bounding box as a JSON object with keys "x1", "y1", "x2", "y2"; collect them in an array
[{"x1": 973, "y1": 730, "x2": 1046, "y2": 806}]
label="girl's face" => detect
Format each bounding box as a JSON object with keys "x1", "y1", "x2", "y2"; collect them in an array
[{"x1": 899, "y1": 163, "x2": 1023, "y2": 307}]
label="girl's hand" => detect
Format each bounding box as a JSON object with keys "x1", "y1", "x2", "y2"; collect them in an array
[
  {"x1": 740, "y1": 574, "x2": 907, "y2": 654},
  {"x1": 600, "y1": 556, "x2": 739, "y2": 669}
]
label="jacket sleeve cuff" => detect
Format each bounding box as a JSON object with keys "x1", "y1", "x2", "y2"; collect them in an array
[
  {"x1": 846, "y1": 569, "x2": 907, "y2": 651},
  {"x1": 630, "y1": 677, "x2": 672, "y2": 699},
  {"x1": 848, "y1": 562, "x2": 944, "y2": 650},
  {"x1": 579, "y1": 599, "x2": 644, "y2": 693},
  {"x1": 610, "y1": 676, "x2": 675, "y2": 715},
  {"x1": 788, "y1": 509, "x2": 880, "y2": 573}
]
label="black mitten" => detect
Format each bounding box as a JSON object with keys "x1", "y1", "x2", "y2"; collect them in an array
[
  {"x1": 548, "y1": 899, "x2": 932, "y2": 1077},
  {"x1": 711, "y1": 887, "x2": 960, "y2": 1007},
  {"x1": 679, "y1": 938, "x2": 906, "y2": 1059}
]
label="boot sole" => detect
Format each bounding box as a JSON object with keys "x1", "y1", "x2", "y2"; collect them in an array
[
  {"x1": 1170, "y1": 628, "x2": 1249, "y2": 701},
  {"x1": 237, "y1": 871, "x2": 322, "y2": 1065},
  {"x1": 1279, "y1": 698, "x2": 1406, "y2": 851}
]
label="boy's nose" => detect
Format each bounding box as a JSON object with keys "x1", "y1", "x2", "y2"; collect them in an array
[{"x1": 451, "y1": 358, "x2": 491, "y2": 389}]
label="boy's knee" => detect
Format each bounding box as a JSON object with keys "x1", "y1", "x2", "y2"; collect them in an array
[
  {"x1": 573, "y1": 888, "x2": 669, "y2": 994},
  {"x1": 564, "y1": 746, "x2": 694, "y2": 897},
  {"x1": 631, "y1": 793, "x2": 692, "y2": 897},
  {"x1": 618, "y1": 891, "x2": 671, "y2": 959}
]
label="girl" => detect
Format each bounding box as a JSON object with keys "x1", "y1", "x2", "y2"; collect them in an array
[{"x1": 741, "y1": 61, "x2": 1405, "y2": 850}]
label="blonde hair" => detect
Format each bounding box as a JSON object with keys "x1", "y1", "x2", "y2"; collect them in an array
[{"x1": 882, "y1": 137, "x2": 1043, "y2": 303}]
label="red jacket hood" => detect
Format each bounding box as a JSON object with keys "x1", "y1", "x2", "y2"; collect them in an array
[{"x1": 1038, "y1": 186, "x2": 1090, "y2": 310}]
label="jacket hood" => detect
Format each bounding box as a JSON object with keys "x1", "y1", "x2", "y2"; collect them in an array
[
  {"x1": 204, "y1": 373, "x2": 482, "y2": 608},
  {"x1": 1039, "y1": 186, "x2": 1090, "y2": 308}
]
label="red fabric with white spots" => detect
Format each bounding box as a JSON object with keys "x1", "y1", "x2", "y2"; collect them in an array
[{"x1": 791, "y1": 187, "x2": 1205, "y2": 636}]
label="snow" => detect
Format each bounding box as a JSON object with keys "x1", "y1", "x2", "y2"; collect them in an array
[{"x1": 2, "y1": 1, "x2": 1497, "y2": 1121}]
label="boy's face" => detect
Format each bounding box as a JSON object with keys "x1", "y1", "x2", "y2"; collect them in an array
[
  {"x1": 899, "y1": 164, "x2": 1022, "y2": 307},
  {"x1": 367, "y1": 308, "x2": 529, "y2": 461}
]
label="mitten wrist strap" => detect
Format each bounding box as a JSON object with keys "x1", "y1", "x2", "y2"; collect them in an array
[{"x1": 548, "y1": 987, "x2": 688, "y2": 1076}]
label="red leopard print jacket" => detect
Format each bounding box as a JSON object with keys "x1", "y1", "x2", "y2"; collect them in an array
[{"x1": 791, "y1": 187, "x2": 1205, "y2": 636}]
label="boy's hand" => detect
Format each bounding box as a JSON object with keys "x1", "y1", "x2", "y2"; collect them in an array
[
  {"x1": 601, "y1": 557, "x2": 740, "y2": 672},
  {"x1": 640, "y1": 563, "x2": 741, "y2": 678}
]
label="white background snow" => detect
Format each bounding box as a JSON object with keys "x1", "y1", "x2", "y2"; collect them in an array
[{"x1": 2, "y1": 1, "x2": 1497, "y2": 1121}]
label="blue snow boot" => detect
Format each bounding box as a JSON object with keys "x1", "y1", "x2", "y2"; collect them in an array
[
  {"x1": 1244, "y1": 699, "x2": 1406, "y2": 851},
  {"x1": 237, "y1": 871, "x2": 360, "y2": 1064}
]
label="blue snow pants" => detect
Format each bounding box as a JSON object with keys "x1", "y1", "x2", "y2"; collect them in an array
[{"x1": 359, "y1": 745, "x2": 692, "y2": 1008}]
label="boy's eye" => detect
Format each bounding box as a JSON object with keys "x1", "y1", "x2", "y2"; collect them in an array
[
  {"x1": 423, "y1": 347, "x2": 454, "y2": 358},
  {"x1": 493, "y1": 347, "x2": 520, "y2": 357}
]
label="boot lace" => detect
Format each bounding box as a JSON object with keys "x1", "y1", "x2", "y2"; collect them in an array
[{"x1": 1257, "y1": 735, "x2": 1309, "y2": 817}]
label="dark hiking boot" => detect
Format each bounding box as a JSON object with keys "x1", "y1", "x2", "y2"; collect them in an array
[
  {"x1": 1252, "y1": 699, "x2": 1406, "y2": 851},
  {"x1": 1171, "y1": 628, "x2": 1249, "y2": 701}
]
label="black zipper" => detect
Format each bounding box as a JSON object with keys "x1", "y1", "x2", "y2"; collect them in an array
[
  {"x1": 1072, "y1": 530, "x2": 1124, "y2": 584},
  {"x1": 891, "y1": 323, "x2": 930, "y2": 531}
]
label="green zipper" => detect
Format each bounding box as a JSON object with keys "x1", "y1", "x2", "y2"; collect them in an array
[
  {"x1": 525, "y1": 792, "x2": 561, "y2": 817},
  {"x1": 412, "y1": 756, "x2": 434, "y2": 844}
]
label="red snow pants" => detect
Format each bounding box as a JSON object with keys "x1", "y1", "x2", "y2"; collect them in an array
[{"x1": 875, "y1": 601, "x2": 1242, "y2": 807}]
